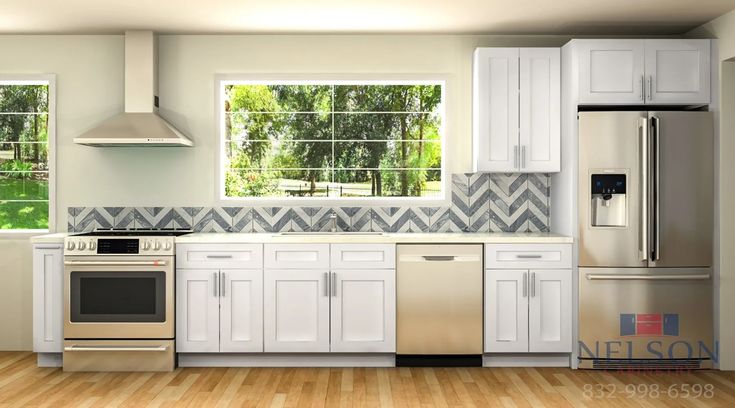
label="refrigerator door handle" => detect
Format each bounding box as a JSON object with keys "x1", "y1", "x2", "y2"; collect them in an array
[
  {"x1": 651, "y1": 115, "x2": 661, "y2": 261},
  {"x1": 639, "y1": 117, "x2": 649, "y2": 262}
]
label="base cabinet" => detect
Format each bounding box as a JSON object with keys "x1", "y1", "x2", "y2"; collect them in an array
[
  {"x1": 485, "y1": 269, "x2": 571, "y2": 353},
  {"x1": 32, "y1": 244, "x2": 64, "y2": 353}
]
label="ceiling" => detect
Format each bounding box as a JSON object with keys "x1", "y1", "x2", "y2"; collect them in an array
[{"x1": 1, "y1": 0, "x2": 733, "y2": 35}]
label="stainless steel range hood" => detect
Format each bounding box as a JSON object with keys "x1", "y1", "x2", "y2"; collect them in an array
[{"x1": 74, "y1": 31, "x2": 193, "y2": 147}]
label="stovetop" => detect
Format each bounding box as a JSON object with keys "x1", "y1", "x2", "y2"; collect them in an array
[{"x1": 73, "y1": 228, "x2": 193, "y2": 237}]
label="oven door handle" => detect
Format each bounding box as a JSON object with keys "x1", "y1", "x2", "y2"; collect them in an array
[
  {"x1": 585, "y1": 273, "x2": 710, "y2": 281},
  {"x1": 64, "y1": 260, "x2": 168, "y2": 266},
  {"x1": 64, "y1": 345, "x2": 169, "y2": 352}
]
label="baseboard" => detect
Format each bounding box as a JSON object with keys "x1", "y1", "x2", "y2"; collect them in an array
[
  {"x1": 483, "y1": 353, "x2": 571, "y2": 367},
  {"x1": 37, "y1": 353, "x2": 62, "y2": 367},
  {"x1": 177, "y1": 353, "x2": 396, "y2": 367}
]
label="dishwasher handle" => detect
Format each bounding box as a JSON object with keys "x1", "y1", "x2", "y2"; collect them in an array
[{"x1": 421, "y1": 255, "x2": 456, "y2": 261}]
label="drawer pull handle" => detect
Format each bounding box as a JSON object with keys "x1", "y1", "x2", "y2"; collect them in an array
[
  {"x1": 64, "y1": 345, "x2": 168, "y2": 352},
  {"x1": 422, "y1": 256, "x2": 455, "y2": 261},
  {"x1": 516, "y1": 254, "x2": 542, "y2": 259},
  {"x1": 206, "y1": 255, "x2": 233, "y2": 259}
]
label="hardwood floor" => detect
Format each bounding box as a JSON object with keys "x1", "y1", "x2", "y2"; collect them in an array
[{"x1": 1, "y1": 352, "x2": 735, "y2": 407}]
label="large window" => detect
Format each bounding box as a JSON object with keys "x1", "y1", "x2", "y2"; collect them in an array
[
  {"x1": 219, "y1": 80, "x2": 444, "y2": 200},
  {"x1": 0, "y1": 78, "x2": 54, "y2": 231}
]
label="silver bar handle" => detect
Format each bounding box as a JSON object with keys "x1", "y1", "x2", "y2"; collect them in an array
[
  {"x1": 586, "y1": 274, "x2": 710, "y2": 281},
  {"x1": 531, "y1": 272, "x2": 536, "y2": 297},
  {"x1": 640, "y1": 75, "x2": 645, "y2": 101},
  {"x1": 206, "y1": 255, "x2": 233, "y2": 259},
  {"x1": 64, "y1": 345, "x2": 168, "y2": 352},
  {"x1": 514, "y1": 145, "x2": 519, "y2": 169},
  {"x1": 331, "y1": 272, "x2": 337, "y2": 297},
  {"x1": 639, "y1": 117, "x2": 649, "y2": 262},
  {"x1": 516, "y1": 254, "x2": 542, "y2": 259},
  {"x1": 220, "y1": 272, "x2": 226, "y2": 297},
  {"x1": 213, "y1": 272, "x2": 218, "y2": 297},
  {"x1": 522, "y1": 272, "x2": 528, "y2": 298},
  {"x1": 652, "y1": 115, "x2": 661, "y2": 261},
  {"x1": 323, "y1": 272, "x2": 329, "y2": 297},
  {"x1": 648, "y1": 76, "x2": 653, "y2": 101},
  {"x1": 64, "y1": 260, "x2": 168, "y2": 266},
  {"x1": 521, "y1": 145, "x2": 526, "y2": 169},
  {"x1": 422, "y1": 255, "x2": 455, "y2": 261}
]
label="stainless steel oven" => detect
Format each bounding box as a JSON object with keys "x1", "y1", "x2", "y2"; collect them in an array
[{"x1": 62, "y1": 231, "x2": 188, "y2": 372}]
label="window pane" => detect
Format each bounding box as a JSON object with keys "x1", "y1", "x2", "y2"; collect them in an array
[
  {"x1": 0, "y1": 85, "x2": 48, "y2": 113},
  {"x1": 225, "y1": 85, "x2": 331, "y2": 113},
  {"x1": 333, "y1": 112, "x2": 441, "y2": 141},
  {"x1": 334, "y1": 141, "x2": 441, "y2": 170},
  {"x1": 334, "y1": 85, "x2": 442, "y2": 112},
  {"x1": 228, "y1": 141, "x2": 333, "y2": 169},
  {"x1": 333, "y1": 170, "x2": 441, "y2": 198},
  {"x1": 0, "y1": 172, "x2": 48, "y2": 201},
  {"x1": 226, "y1": 112, "x2": 332, "y2": 143},
  {"x1": 225, "y1": 169, "x2": 332, "y2": 198},
  {"x1": 0, "y1": 200, "x2": 49, "y2": 230}
]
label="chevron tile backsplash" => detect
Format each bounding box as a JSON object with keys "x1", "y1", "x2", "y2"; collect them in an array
[{"x1": 68, "y1": 173, "x2": 550, "y2": 233}]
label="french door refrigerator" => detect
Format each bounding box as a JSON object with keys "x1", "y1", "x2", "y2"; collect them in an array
[{"x1": 577, "y1": 111, "x2": 715, "y2": 369}]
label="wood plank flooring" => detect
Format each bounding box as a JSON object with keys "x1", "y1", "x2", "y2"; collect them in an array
[{"x1": 1, "y1": 352, "x2": 735, "y2": 407}]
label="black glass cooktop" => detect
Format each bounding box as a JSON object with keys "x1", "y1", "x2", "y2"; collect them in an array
[{"x1": 74, "y1": 228, "x2": 193, "y2": 237}]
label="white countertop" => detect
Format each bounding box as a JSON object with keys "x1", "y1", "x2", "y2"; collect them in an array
[{"x1": 30, "y1": 231, "x2": 572, "y2": 245}]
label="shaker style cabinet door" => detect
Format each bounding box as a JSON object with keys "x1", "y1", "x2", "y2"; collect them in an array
[
  {"x1": 519, "y1": 48, "x2": 561, "y2": 173},
  {"x1": 528, "y1": 269, "x2": 572, "y2": 352},
  {"x1": 485, "y1": 269, "x2": 529, "y2": 352},
  {"x1": 264, "y1": 269, "x2": 330, "y2": 352},
  {"x1": 176, "y1": 269, "x2": 220, "y2": 352},
  {"x1": 330, "y1": 269, "x2": 396, "y2": 353},
  {"x1": 473, "y1": 48, "x2": 520, "y2": 172},
  {"x1": 33, "y1": 245, "x2": 64, "y2": 353},
  {"x1": 578, "y1": 40, "x2": 646, "y2": 105},
  {"x1": 219, "y1": 269, "x2": 264, "y2": 353},
  {"x1": 644, "y1": 40, "x2": 710, "y2": 105}
]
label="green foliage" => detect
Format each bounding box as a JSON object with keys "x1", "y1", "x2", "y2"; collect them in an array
[{"x1": 0, "y1": 160, "x2": 33, "y2": 178}]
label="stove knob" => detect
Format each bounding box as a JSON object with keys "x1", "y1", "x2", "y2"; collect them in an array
[
  {"x1": 66, "y1": 241, "x2": 76, "y2": 251},
  {"x1": 89, "y1": 240, "x2": 97, "y2": 251},
  {"x1": 78, "y1": 241, "x2": 87, "y2": 250},
  {"x1": 163, "y1": 241, "x2": 172, "y2": 251},
  {"x1": 153, "y1": 240, "x2": 162, "y2": 251},
  {"x1": 142, "y1": 240, "x2": 152, "y2": 251}
]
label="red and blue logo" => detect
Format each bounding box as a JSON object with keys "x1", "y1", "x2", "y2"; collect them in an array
[{"x1": 619, "y1": 314, "x2": 679, "y2": 337}]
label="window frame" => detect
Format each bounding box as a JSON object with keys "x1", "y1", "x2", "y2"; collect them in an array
[
  {"x1": 215, "y1": 74, "x2": 448, "y2": 205},
  {"x1": 0, "y1": 74, "x2": 56, "y2": 236}
]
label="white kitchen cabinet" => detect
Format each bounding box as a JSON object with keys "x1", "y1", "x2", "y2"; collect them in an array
[
  {"x1": 264, "y1": 269, "x2": 330, "y2": 352},
  {"x1": 220, "y1": 269, "x2": 264, "y2": 352},
  {"x1": 331, "y1": 269, "x2": 395, "y2": 353},
  {"x1": 32, "y1": 244, "x2": 64, "y2": 353},
  {"x1": 645, "y1": 40, "x2": 710, "y2": 104},
  {"x1": 485, "y1": 269, "x2": 529, "y2": 352},
  {"x1": 577, "y1": 39, "x2": 710, "y2": 105},
  {"x1": 528, "y1": 269, "x2": 572, "y2": 352},
  {"x1": 176, "y1": 269, "x2": 220, "y2": 352},
  {"x1": 474, "y1": 47, "x2": 560, "y2": 173}
]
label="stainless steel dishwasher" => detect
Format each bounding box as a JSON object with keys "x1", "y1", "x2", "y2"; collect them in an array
[{"x1": 396, "y1": 244, "x2": 483, "y2": 366}]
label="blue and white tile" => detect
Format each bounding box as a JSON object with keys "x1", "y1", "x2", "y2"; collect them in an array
[
  {"x1": 167, "y1": 207, "x2": 193, "y2": 230},
  {"x1": 230, "y1": 207, "x2": 253, "y2": 233},
  {"x1": 192, "y1": 207, "x2": 232, "y2": 232},
  {"x1": 410, "y1": 207, "x2": 432, "y2": 232},
  {"x1": 133, "y1": 207, "x2": 169, "y2": 229},
  {"x1": 468, "y1": 173, "x2": 489, "y2": 232},
  {"x1": 371, "y1": 207, "x2": 411, "y2": 232},
  {"x1": 449, "y1": 174, "x2": 471, "y2": 232},
  {"x1": 114, "y1": 207, "x2": 135, "y2": 229},
  {"x1": 351, "y1": 208, "x2": 372, "y2": 232},
  {"x1": 252, "y1": 207, "x2": 291, "y2": 232},
  {"x1": 311, "y1": 208, "x2": 341, "y2": 232},
  {"x1": 74, "y1": 207, "x2": 114, "y2": 232},
  {"x1": 488, "y1": 173, "x2": 529, "y2": 232}
]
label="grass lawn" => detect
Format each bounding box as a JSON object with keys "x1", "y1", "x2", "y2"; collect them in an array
[{"x1": 0, "y1": 177, "x2": 48, "y2": 230}]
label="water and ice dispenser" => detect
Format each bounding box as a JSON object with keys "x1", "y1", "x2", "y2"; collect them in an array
[{"x1": 590, "y1": 174, "x2": 626, "y2": 227}]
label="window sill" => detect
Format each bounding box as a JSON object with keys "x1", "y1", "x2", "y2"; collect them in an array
[{"x1": 0, "y1": 230, "x2": 51, "y2": 240}]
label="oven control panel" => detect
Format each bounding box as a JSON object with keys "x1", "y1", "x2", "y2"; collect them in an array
[{"x1": 64, "y1": 237, "x2": 175, "y2": 256}]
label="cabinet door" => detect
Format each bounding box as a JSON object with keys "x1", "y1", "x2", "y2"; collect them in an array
[
  {"x1": 485, "y1": 269, "x2": 528, "y2": 352},
  {"x1": 473, "y1": 48, "x2": 520, "y2": 172},
  {"x1": 578, "y1": 40, "x2": 645, "y2": 105},
  {"x1": 528, "y1": 269, "x2": 572, "y2": 352},
  {"x1": 220, "y1": 269, "x2": 264, "y2": 352},
  {"x1": 645, "y1": 40, "x2": 710, "y2": 105},
  {"x1": 519, "y1": 48, "x2": 560, "y2": 173},
  {"x1": 330, "y1": 269, "x2": 395, "y2": 353},
  {"x1": 264, "y1": 269, "x2": 330, "y2": 352},
  {"x1": 33, "y1": 245, "x2": 64, "y2": 352},
  {"x1": 176, "y1": 269, "x2": 220, "y2": 352}
]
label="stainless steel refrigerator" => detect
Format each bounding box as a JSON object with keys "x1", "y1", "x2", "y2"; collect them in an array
[{"x1": 577, "y1": 111, "x2": 715, "y2": 369}]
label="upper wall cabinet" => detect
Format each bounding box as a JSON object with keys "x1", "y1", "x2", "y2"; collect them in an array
[
  {"x1": 473, "y1": 47, "x2": 561, "y2": 173},
  {"x1": 577, "y1": 39, "x2": 710, "y2": 105}
]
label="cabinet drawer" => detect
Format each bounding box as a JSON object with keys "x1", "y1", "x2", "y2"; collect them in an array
[
  {"x1": 485, "y1": 244, "x2": 571, "y2": 269},
  {"x1": 176, "y1": 244, "x2": 263, "y2": 269},
  {"x1": 265, "y1": 244, "x2": 330, "y2": 269},
  {"x1": 331, "y1": 244, "x2": 395, "y2": 269}
]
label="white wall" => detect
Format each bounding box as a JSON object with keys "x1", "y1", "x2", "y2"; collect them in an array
[
  {"x1": 690, "y1": 9, "x2": 735, "y2": 370},
  {"x1": 0, "y1": 33, "x2": 569, "y2": 350}
]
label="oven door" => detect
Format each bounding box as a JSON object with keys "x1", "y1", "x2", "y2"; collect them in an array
[{"x1": 64, "y1": 256, "x2": 174, "y2": 339}]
